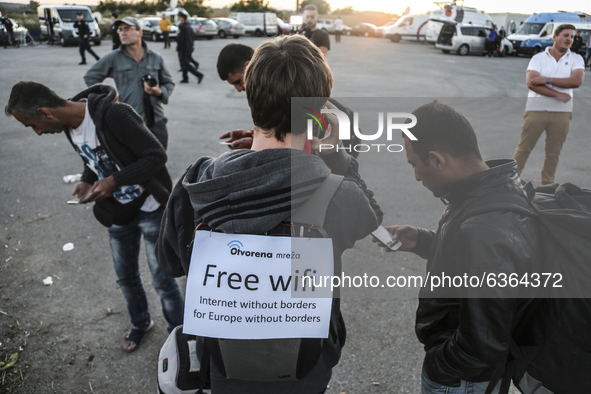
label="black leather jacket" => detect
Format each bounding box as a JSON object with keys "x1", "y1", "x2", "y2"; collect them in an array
[{"x1": 413, "y1": 159, "x2": 541, "y2": 386}]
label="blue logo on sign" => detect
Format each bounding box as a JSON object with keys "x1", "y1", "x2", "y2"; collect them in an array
[{"x1": 227, "y1": 240, "x2": 244, "y2": 250}]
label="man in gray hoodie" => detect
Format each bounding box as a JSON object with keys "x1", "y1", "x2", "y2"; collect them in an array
[
  {"x1": 5, "y1": 82, "x2": 184, "y2": 353},
  {"x1": 156, "y1": 35, "x2": 382, "y2": 393}
]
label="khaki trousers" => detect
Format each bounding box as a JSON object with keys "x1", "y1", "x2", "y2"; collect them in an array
[{"x1": 514, "y1": 111, "x2": 572, "y2": 185}]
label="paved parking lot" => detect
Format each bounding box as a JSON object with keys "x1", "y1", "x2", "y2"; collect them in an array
[{"x1": 1, "y1": 35, "x2": 590, "y2": 393}]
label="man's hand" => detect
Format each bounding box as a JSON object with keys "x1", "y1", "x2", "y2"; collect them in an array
[
  {"x1": 556, "y1": 92, "x2": 572, "y2": 103},
  {"x1": 219, "y1": 129, "x2": 254, "y2": 150},
  {"x1": 372, "y1": 225, "x2": 419, "y2": 252},
  {"x1": 144, "y1": 82, "x2": 162, "y2": 98},
  {"x1": 72, "y1": 182, "x2": 92, "y2": 199},
  {"x1": 310, "y1": 100, "x2": 341, "y2": 155},
  {"x1": 82, "y1": 176, "x2": 116, "y2": 203}
]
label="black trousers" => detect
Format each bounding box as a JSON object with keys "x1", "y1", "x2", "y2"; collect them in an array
[
  {"x1": 79, "y1": 37, "x2": 99, "y2": 61},
  {"x1": 149, "y1": 119, "x2": 169, "y2": 150},
  {"x1": 180, "y1": 51, "x2": 203, "y2": 82},
  {"x1": 163, "y1": 31, "x2": 170, "y2": 48}
]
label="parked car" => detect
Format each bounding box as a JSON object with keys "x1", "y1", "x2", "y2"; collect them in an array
[
  {"x1": 384, "y1": 14, "x2": 429, "y2": 42},
  {"x1": 0, "y1": 18, "x2": 32, "y2": 45},
  {"x1": 426, "y1": 4, "x2": 494, "y2": 43},
  {"x1": 347, "y1": 23, "x2": 378, "y2": 37},
  {"x1": 507, "y1": 12, "x2": 582, "y2": 55},
  {"x1": 317, "y1": 18, "x2": 334, "y2": 34},
  {"x1": 512, "y1": 20, "x2": 591, "y2": 56},
  {"x1": 212, "y1": 17, "x2": 245, "y2": 38},
  {"x1": 139, "y1": 17, "x2": 179, "y2": 42},
  {"x1": 436, "y1": 22, "x2": 514, "y2": 56},
  {"x1": 176, "y1": 17, "x2": 217, "y2": 40},
  {"x1": 38, "y1": 5, "x2": 101, "y2": 46},
  {"x1": 277, "y1": 18, "x2": 290, "y2": 35},
  {"x1": 228, "y1": 12, "x2": 277, "y2": 36}
]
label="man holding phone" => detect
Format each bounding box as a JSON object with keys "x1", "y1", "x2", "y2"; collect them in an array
[
  {"x1": 5, "y1": 81, "x2": 184, "y2": 353},
  {"x1": 374, "y1": 101, "x2": 541, "y2": 394}
]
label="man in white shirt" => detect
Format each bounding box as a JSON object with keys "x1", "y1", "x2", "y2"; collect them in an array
[{"x1": 513, "y1": 24, "x2": 584, "y2": 185}]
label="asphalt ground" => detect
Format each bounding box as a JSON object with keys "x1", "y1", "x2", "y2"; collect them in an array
[{"x1": 1, "y1": 35, "x2": 590, "y2": 393}]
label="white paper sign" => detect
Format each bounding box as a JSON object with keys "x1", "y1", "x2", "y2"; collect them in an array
[{"x1": 183, "y1": 231, "x2": 334, "y2": 340}]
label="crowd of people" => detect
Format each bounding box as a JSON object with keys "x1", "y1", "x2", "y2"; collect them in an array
[{"x1": 4, "y1": 6, "x2": 589, "y2": 393}]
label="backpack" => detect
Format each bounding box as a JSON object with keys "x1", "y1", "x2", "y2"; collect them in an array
[
  {"x1": 459, "y1": 182, "x2": 591, "y2": 394},
  {"x1": 158, "y1": 174, "x2": 346, "y2": 392},
  {"x1": 158, "y1": 325, "x2": 211, "y2": 394},
  {"x1": 204, "y1": 173, "x2": 345, "y2": 383}
]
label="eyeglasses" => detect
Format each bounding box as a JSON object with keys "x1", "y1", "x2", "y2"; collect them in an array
[{"x1": 117, "y1": 26, "x2": 137, "y2": 33}]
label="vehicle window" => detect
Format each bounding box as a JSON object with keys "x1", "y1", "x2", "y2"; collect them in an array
[
  {"x1": 461, "y1": 27, "x2": 473, "y2": 36},
  {"x1": 401, "y1": 18, "x2": 413, "y2": 27},
  {"x1": 545, "y1": 24, "x2": 553, "y2": 37},
  {"x1": 515, "y1": 23, "x2": 545, "y2": 35},
  {"x1": 203, "y1": 20, "x2": 216, "y2": 26},
  {"x1": 476, "y1": 28, "x2": 487, "y2": 37},
  {"x1": 485, "y1": 20, "x2": 492, "y2": 27},
  {"x1": 581, "y1": 30, "x2": 591, "y2": 43},
  {"x1": 57, "y1": 9, "x2": 93, "y2": 22}
]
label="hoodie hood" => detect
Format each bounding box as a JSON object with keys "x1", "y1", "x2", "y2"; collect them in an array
[
  {"x1": 183, "y1": 149, "x2": 332, "y2": 234},
  {"x1": 70, "y1": 84, "x2": 118, "y2": 132}
]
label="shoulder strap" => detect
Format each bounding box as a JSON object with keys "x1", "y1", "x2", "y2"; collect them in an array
[{"x1": 289, "y1": 173, "x2": 344, "y2": 228}]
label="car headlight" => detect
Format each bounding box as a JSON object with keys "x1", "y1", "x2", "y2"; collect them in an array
[{"x1": 524, "y1": 39, "x2": 530, "y2": 46}]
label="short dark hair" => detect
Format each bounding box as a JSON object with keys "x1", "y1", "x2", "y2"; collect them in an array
[
  {"x1": 245, "y1": 35, "x2": 332, "y2": 141},
  {"x1": 76, "y1": 11, "x2": 83, "y2": 16},
  {"x1": 5, "y1": 81, "x2": 67, "y2": 118},
  {"x1": 554, "y1": 24, "x2": 575, "y2": 37},
  {"x1": 406, "y1": 101, "x2": 482, "y2": 165},
  {"x1": 111, "y1": 12, "x2": 118, "y2": 18},
  {"x1": 303, "y1": 5, "x2": 318, "y2": 12},
  {"x1": 217, "y1": 44, "x2": 255, "y2": 80}
]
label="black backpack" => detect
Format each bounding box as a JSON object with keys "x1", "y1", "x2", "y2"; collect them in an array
[{"x1": 460, "y1": 182, "x2": 591, "y2": 394}]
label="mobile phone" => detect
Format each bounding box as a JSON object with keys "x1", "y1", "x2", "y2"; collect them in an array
[
  {"x1": 371, "y1": 226, "x2": 402, "y2": 252},
  {"x1": 67, "y1": 192, "x2": 89, "y2": 205}
]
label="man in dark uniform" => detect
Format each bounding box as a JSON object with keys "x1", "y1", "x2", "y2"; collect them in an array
[
  {"x1": 74, "y1": 11, "x2": 100, "y2": 65},
  {"x1": 177, "y1": 12, "x2": 203, "y2": 84},
  {"x1": 110, "y1": 12, "x2": 121, "y2": 50},
  {"x1": 1, "y1": 15, "x2": 17, "y2": 48},
  {"x1": 302, "y1": 5, "x2": 329, "y2": 56}
]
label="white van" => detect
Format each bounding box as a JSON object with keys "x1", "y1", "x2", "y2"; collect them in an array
[
  {"x1": 317, "y1": 19, "x2": 334, "y2": 34},
  {"x1": 383, "y1": 14, "x2": 430, "y2": 42},
  {"x1": 507, "y1": 12, "x2": 583, "y2": 55},
  {"x1": 228, "y1": 12, "x2": 277, "y2": 36},
  {"x1": 38, "y1": 5, "x2": 101, "y2": 47},
  {"x1": 426, "y1": 4, "x2": 492, "y2": 43}
]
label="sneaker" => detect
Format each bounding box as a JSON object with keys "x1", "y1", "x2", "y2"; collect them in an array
[
  {"x1": 79, "y1": 61, "x2": 87, "y2": 65},
  {"x1": 198, "y1": 75, "x2": 204, "y2": 84},
  {"x1": 180, "y1": 80, "x2": 189, "y2": 83}
]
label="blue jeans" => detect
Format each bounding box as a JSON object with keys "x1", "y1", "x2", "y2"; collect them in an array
[
  {"x1": 107, "y1": 207, "x2": 184, "y2": 333},
  {"x1": 421, "y1": 368, "x2": 500, "y2": 394}
]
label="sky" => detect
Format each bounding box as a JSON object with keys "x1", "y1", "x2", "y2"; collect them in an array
[{"x1": 6, "y1": 0, "x2": 591, "y2": 14}]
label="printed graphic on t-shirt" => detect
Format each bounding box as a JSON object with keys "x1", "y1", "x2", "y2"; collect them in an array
[{"x1": 72, "y1": 142, "x2": 142, "y2": 201}]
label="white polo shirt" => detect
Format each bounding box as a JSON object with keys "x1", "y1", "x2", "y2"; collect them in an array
[{"x1": 525, "y1": 47, "x2": 584, "y2": 113}]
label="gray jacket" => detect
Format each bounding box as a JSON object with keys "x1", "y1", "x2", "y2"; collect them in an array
[
  {"x1": 156, "y1": 148, "x2": 383, "y2": 393},
  {"x1": 83, "y1": 41, "x2": 174, "y2": 124}
]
